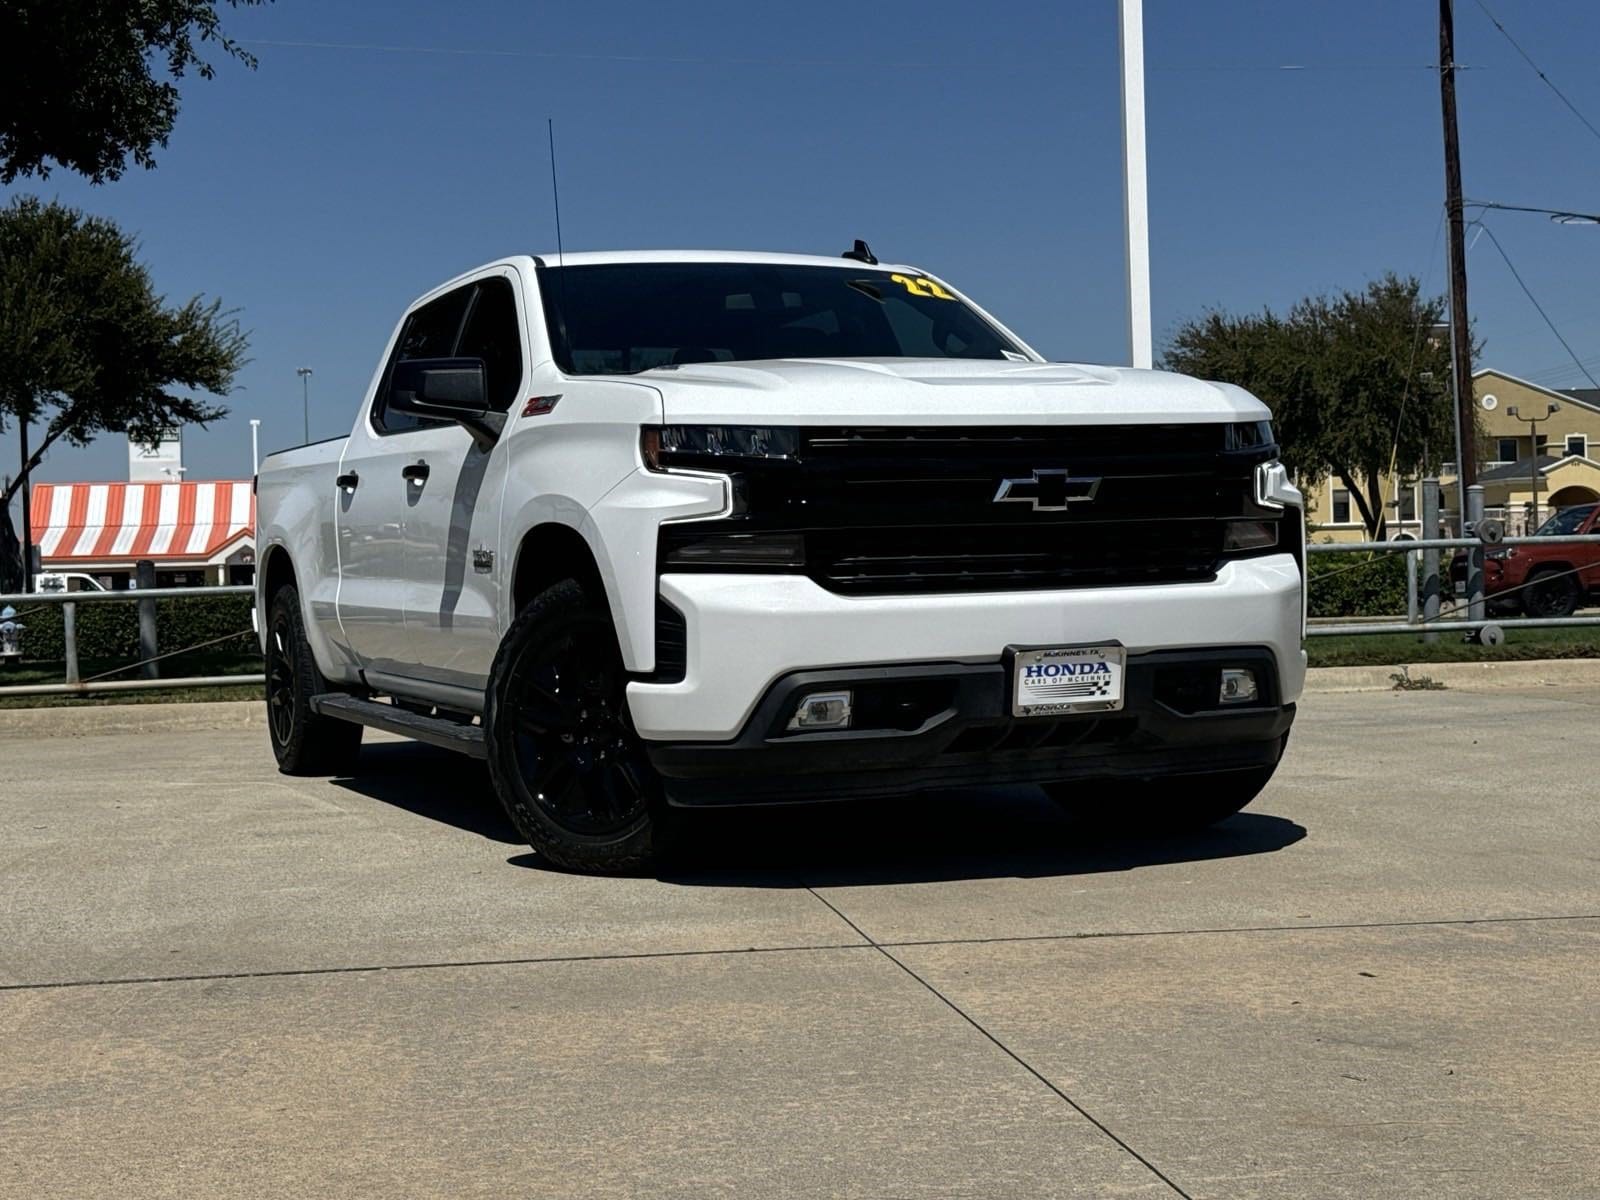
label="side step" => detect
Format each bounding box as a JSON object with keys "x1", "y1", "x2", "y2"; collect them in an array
[{"x1": 309, "y1": 693, "x2": 487, "y2": 759}]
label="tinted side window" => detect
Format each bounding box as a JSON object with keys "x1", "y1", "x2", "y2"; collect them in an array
[
  {"x1": 372, "y1": 286, "x2": 473, "y2": 434},
  {"x1": 456, "y1": 277, "x2": 524, "y2": 413}
]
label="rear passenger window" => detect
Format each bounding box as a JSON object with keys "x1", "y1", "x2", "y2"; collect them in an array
[
  {"x1": 456, "y1": 277, "x2": 524, "y2": 413},
  {"x1": 372, "y1": 286, "x2": 473, "y2": 434}
]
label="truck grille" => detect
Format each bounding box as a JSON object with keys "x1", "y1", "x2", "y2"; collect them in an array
[
  {"x1": 810, "y1": 520, "x2": 1222, "y2": 594},
  {"x1": 795, "y1": 425, "x2": 1245, "y2": 595},
  {"x1": 661, "y1": 423, "x2": 1273, "y2": 597}
]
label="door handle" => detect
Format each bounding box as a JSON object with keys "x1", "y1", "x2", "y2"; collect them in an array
[
  {"x1": 335, "y1": 471, "x2": 359, "y2": 491},
  {"x1": 402, "y1": 462, "x2": 431, "y2": 485}
]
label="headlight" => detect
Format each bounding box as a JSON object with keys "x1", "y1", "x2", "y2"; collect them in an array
[
  {"x1": 662, "y1": 531, "x2": 805, "y2": 568},
  {"x1": 1225, "y1": 420, "x2": 1276, "y2": 451},
  {"x1": 642, "y1": 425, "x2": 799, "y2": 471}
]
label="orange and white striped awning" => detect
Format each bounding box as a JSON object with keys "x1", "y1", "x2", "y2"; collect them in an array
[{"x1": 29, "y1": 481, "x2": 255, "y2": 564}]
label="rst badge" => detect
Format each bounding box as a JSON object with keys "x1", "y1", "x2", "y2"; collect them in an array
[{"x1": 1010, "y1": 643, "x2": 1125, "y2": 716}]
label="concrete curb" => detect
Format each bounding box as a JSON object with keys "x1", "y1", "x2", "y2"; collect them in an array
[
  {"x1": 0, "y1": 699, "x2": 263, "y2": 738},
  {"x1": 1304, "y1": 658, "x2": 1600, "y2": 693}
]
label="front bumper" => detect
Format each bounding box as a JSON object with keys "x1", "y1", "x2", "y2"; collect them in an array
[
  {"x1": 625, "y1": 554, "x2": 1305, "y2": 741},
  {"x1": 646, "y1": 648, "x2": 1295, "y2": 806}
]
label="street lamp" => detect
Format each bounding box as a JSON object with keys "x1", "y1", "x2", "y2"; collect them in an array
[
  {"x1": 1506, "y1": 401, "x2": 1559, "y2": 532},
  {"x1": 296, "y1": 367, "x2": 313, "y2": 445}
]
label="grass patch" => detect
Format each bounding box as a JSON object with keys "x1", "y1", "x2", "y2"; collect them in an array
[{"x1": 1306, "y1": 624, "x2": 1600, "y2": 668}]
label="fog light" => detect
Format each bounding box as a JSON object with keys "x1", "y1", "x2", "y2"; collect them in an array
[
  {"x1": 1219, "y1": 669, "x2": 1259, "y2": 705},
  {"x1": 1223, "y1": 519, "x2": 1279, "y2": 552},
  {"x1": 788, "y1": 691, "x2": 853, "y2": 731}
]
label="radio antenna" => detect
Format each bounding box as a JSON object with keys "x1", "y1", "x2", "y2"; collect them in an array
[{"x1": 547, "y1": 118, "x2": 565, "y2": 266}]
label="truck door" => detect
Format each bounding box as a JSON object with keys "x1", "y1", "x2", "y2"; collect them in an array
[
  {"x1": 335, "y1": 283, "x2": 475, "y2": 676},
  {"x1": 396, "y1": 270, "x2": 524, "y2": 691}
]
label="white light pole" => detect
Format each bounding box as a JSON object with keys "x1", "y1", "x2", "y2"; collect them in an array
[
  {"x1": 296, "y1": 367, "x2": 314, "y2": 445},
  {"x1": 249, "y1": 418, "x2": 261, "y2": 476},
  {"x1": 1119, "y1": 0, "x2": 1154, "y2": 370}
]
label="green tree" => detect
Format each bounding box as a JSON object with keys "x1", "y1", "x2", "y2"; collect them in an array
[
  {"x1": 0, "y1": 0, "x2": 268, "y2": 184},
  {"x1": 0, "y1": 196, "x2": 249, "y2": 519},
  {"x1": 1165, "y1": 274, "x2": 1464, "y2": 540}
]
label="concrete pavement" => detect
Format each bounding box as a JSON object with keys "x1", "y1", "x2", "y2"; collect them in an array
[{"x1": 1, "y1": 688, "x2": 1596, "y2": 1197}]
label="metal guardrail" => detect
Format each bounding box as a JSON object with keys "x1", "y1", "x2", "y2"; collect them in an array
[
  {"x1": 0, "y1": 584, "x2": 261, "y2": 697},
  {"x1": 1306, "y1": 535, "x2": 1600, "y2": 554},
  {"x1": 1304, "y1": 525, "x2": 1600, "y2": 640}
]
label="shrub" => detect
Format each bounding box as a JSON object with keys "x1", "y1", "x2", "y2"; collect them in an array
[
  {"x1": 1307, "y1": 549, "x2": 1412, "y2": 618},
  {"x1": 14, "y1": 593, "x2": 256, "y2": 664}
]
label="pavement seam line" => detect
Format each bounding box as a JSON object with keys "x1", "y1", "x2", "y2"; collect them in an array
[
  {"x1": 804, "y1": 887, "x2": 1194, "y2": 1200},
  {"x1": 6, "y1": 912, "x2": 1595, "y2": 995},
  {"x1": 0, "y1": 940, "x2": 872, "y2": 994},
  {"x1": 875, "y1": 911, "x2": 1600, "y2": 950}
]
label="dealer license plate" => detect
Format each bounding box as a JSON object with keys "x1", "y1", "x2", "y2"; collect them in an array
[{"x1": 1011, "y1": 643, "x2": 1125, "y2": 717}]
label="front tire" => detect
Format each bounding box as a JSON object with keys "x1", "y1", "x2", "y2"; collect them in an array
[
  {"x1": 483, "y1": 579, "x2": 660, "y2": 874},
  {"x1": 264, "y1": 584, "x2": 362, "y2": 775},
  {"x1": 1045, "y1": 761, "x2": 1279, "y2": 835}
]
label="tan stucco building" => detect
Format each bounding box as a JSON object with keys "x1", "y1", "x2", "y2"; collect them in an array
[{"x1": 1302, "y1": 368, "x2": 1600, "y2": 541}]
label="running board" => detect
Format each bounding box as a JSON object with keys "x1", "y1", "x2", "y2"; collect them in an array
[{"x1": 310, "y1": 694, "x2": 487, "y2": 759}]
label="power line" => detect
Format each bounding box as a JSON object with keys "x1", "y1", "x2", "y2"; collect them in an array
[
  {"x1": 1471, "y1": 220, "x2": 1600, "y2": 392},
  {"x1": 1525, "y1": 354, "x2": 1600, "y2": 386},
  {"x1": 1472, "y1": 0, "x2": 1600, "y2": 150}
]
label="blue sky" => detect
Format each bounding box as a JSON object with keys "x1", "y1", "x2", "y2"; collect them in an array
[{"x1": 7, "y1": 0, "x2": 1600, "y2": 500}]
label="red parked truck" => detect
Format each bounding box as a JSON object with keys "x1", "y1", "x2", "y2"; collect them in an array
[{"x1": 1453, "y1": 503, "x2": 1600, "y2": 617}]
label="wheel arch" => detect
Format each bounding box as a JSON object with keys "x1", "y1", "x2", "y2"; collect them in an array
[
  {"x1": 260, "y1": 541, "x2": 298, "y2": 601},
  {"x1": 510, "y1": 521, "x2": 610, "y2": 616}
]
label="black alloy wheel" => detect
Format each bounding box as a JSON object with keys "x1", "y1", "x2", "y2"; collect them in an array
[
  {"x1": 1523, "y1": 568, "x2": 1581, "y2": 619},
  {"x1": 266, "y1": 605, "x2": 298, "y2": 748},
  {"x1": 507, "y1": 620, "x2": 651, "y2": 837},
  {"x1": 264, "y1": 582, "x2": 362, "y2": 775},
  {"x1": 485, "y1": 579, "x2": 660, "y2": 872}
]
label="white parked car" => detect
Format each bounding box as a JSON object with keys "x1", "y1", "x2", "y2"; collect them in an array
[
  {"x1": 33, "y1": 572, "x2": 107, "y2": 593},
  {"x1": 255, "y1": 247, "x2": 1305, "y2": 872}
]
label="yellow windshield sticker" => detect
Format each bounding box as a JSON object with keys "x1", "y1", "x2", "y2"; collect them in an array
[{"x1": 890, "y1": 273, "x2": 956, "y2": 301}]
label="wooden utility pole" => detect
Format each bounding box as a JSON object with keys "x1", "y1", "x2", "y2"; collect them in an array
[{"x1": 1440, "y1": 0, "x2": 1477, "y2": 494}]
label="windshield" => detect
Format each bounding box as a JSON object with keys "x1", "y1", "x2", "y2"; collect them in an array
[
  {"x1": 1536, "y1": 504, "x2": 1596, "y2": 536},
  {"x1": 538, "y1": 262, "x2": 1027, "y2": 375}
]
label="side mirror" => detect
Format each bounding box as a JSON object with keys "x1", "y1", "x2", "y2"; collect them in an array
[
  {"x1": 388, "y1": 358, "x2": 504, "y2": 449},
  {"x1": 390, "y1": 357, "x2": 488, "y2": 417}
]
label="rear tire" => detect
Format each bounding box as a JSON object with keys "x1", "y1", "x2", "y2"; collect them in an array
[
  {"x1": 483, "y1": 579, "x2": 660, "y2": 874},
  {"x1": 264, "y1": 584, "x2": 362, "y2": 775},
  {"x1": 1523, "y1": 567, "x2": 1580, "y2": 619},
  {"x1": 1044, "y1": 761, "x2": 1278, "y2": 835}
]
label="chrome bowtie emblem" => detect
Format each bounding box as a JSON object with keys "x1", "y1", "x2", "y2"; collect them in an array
[{"x1": 993, "y1": 468, "x2": 1102, "y2": 511}]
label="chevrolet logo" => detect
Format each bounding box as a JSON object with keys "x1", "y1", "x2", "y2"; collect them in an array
[{"x1": 993, "y1": 468, "x2": 1102, "y2": 511}]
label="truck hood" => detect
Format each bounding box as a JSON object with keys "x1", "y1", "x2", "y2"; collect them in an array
[{"x1": 641, "y1": 358, "x2": 1268, "y2": 426}]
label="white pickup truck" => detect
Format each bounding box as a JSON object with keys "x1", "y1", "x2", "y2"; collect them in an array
[{"x1": 256, "y1": 247, "x2": 1305, "y2": 872}]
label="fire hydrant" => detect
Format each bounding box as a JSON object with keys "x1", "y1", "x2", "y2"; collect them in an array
[{"x1": 0, "y1": 605, "x2": 24, "y2": 662}]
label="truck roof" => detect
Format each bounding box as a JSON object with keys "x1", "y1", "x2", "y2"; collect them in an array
[{"x1": 529, "y1": 249, "x2": 923, "y2": 272}]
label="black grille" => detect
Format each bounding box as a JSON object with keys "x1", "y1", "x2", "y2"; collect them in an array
[
  {"x1": 661, "y1": 423, "x2": 1276, "y2": 597},
  {"x1": 812, "y1": 520, "x2": 1222, "y2": 595}
]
